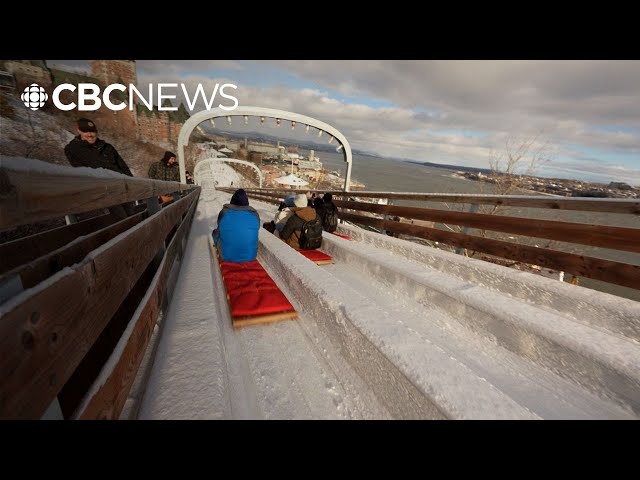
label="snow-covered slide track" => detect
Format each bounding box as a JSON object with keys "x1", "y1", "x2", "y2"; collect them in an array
[{"x1": 137, "y1": 180, "x2": 640, "y2": 419}]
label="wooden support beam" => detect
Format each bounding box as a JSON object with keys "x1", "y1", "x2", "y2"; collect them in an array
[
  {"x1": 0, "y1": 212, "x2": 145, "y2": 292},
  {"x1": 0, "y1": 213, "x2": 117, "y2": 275}
]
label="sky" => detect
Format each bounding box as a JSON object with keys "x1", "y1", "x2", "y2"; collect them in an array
[{"x1": 48, "y1": 60, "x2": 640, "y2": 185}]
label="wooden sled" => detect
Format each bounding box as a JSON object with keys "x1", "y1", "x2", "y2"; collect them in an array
[
  {"x1": 209, "y1": 238, "x2": 297, "y2": 328},
  {"x1": 298, "y1": 249, "x2": 336, "y2": 265}
]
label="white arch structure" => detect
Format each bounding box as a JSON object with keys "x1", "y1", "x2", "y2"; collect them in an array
[
  {"x1": 177, "y1": 106, "x2": 353, "y2": 191},
  {"x1": 193, "y1": 157, "x2": 264, "y2": 187}
]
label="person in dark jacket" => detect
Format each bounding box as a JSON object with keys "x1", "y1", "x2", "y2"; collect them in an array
[
  {"x1": 212, "y1": 189, "x2": 260, "y2": 262},
  {"x1": 321, "y1": 193, "x2": 339, "y2": 233},
  {"x1": 64, "y1": 118, "x2": 133, "y2": 176},
  {"x1": 64, "y1": 118, "x2": 134, "y2": 220},
  {"x1": 312, "y1": 196, "x2": 332, "y2": 231},
  {"x1": 280, "y1": 193, "x2": 322, "y2": 250},
  {"x1": 148, "y1": 151, "x2": 180, "y2": 182},
  {"x1": 313, "y1": 197, "x2": 326, "y2": 216}
]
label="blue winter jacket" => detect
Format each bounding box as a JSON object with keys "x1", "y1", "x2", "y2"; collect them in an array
[{"x1": 212, "y1": 204, "x2": 260, "y2": 262}]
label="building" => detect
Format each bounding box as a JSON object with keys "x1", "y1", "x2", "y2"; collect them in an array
[
  {"x1": 90, "y1": 60, "x2": 138, "y2": 87},
  {"x1": 3, "y1": 59, "x2": 189, "y2": 145},
  {"x1": 136, "y1": 100, "x2": 189, "y2": 144},
  {"x1": 2, "y1": 60, "x2": 52, "y2": 87},
  {"x1": 89, "y1": 60, "x2": 187, "y2": 143},
  {"x1": 248, "y1": 151, "x2": 263, "y2": 165}
]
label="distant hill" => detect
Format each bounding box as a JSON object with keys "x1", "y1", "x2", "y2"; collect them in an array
[
  {"x1": 401, "y1": 160, "x2": 492, "y2": 174},
  {"x1": 209, "y1": 128, "x2": 493, "y2": 174},
  {"x1": 208, "y1": 128, "x2": 372, "y2": 155}
]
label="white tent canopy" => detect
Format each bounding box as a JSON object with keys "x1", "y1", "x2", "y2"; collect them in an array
[{"x1": 275, "y1": 173, "x2": 309, "y2": 186}]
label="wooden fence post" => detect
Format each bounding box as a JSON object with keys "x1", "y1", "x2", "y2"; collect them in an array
[{"x1": 456, "y1": 203, "x2": 479, "y2": 255}]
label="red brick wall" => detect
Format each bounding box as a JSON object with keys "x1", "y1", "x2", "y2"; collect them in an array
[
  {"x1": 90, "y1": 60, "x2": 137, "y2": 87},
  {"x1": 87, "y1": 61, "x2": 185, "y2": 144}
]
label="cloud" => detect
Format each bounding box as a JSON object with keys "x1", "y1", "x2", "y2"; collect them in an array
[
  {"x1": 136, "y1": 60, "x2": 243, "y2": 76},
  {"x1": 72, "y1": 59, "x2": 640, "y2": 183}
]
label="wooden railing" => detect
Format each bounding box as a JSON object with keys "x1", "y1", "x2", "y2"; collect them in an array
[
  {"x1": 0, "y1": 160, "x2": 200, "y2": 420},
  {"x1": 226, "y1": 187, "x2": 640, "y2": 292}
]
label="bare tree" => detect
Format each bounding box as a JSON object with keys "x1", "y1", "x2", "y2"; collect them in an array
[
  {"x1": 485, "y1": 133, "x2": 553, "y2": 215},
  {"x1": 437, "y1": 134, "x2": 554, "y2": 258},
  {"x1": 310, "y1": 169, "x2": 328, "y2": 190}
]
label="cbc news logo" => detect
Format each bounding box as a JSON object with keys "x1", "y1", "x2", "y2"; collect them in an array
[
  {"x1": 21, "y1": 83, "x2": 49, "y2": 110},
  {"x1": 18, "y1": 81, "x2": 239, "y2": 112}
]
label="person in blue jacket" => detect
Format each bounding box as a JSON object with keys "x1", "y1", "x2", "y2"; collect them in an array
[{"x1": 212, "y1": 189, "x2": 260, "y2": 262}]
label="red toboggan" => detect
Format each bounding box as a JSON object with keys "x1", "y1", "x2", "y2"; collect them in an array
[
  {"x1": 297, "y1": 249, "x2": 336, "y2": 265},
  {"x1": 331, "y1": 232, "x2": 353, "y2": 240},
  {"x1": 210, "y1": 240, "x2": 297, "y2": 328}
]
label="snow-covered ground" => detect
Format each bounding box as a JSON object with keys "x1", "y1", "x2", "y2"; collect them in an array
[{"x1": 134, "y1": 163, "x2": 640, "y2": 420}]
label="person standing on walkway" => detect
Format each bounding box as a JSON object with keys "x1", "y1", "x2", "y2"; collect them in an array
[{"x1": 64, "y1": 117, "x2": 135, "y2": 219}]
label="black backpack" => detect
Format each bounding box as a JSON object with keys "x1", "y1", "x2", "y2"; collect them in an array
[
  {"x1": 298, "y1": 215, "x2": 323, "y2": 250},
  {"x1": 322, "y1": 205, "x2": 338, "y2": 233}
]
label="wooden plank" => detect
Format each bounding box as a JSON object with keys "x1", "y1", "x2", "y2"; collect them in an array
[
  {"x1": 240, "y1": 188, "x2": 640, "y2": 215},
  {"x1": 232, "y1": 311, "x2": 298, "y2": 328},
  {"x1": 312, "y1": 259, "x2": 336, "y2": 265},
  {"x1": 0, "y1": 213, "x2": 117, "y2": 275},
  {"x1": 76, "y1": 190, "x2": 199, "y2": 419},
  {"x1": 339, "y1": 212, "x2": 640, "y2": 291},
  {"x1": 0, "y1": 189, "x2": 198, "y2": 419},
  {"x1": 0, "y1": 212, "x2": 146, "y2": 292},
  {"x1": 334, "y1": 200, "x2": 640, "y2": 254},
  {"x1": 0, "y1": 165, "x2": 197, "y2": 230}
]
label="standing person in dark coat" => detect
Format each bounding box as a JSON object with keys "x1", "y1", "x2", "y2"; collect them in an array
[
  {"x1": 64, "y1": 118, "x2": 135, "y2": 220},
  {"x1": 148, "y1": 151, "x2": 180, "y2": 182},
  {"x1": 148, "y1": 151, "x2": 181, "y2": 203},
  {"x1": 64, "y1": 118, "x2": 133, "y2": 176}
]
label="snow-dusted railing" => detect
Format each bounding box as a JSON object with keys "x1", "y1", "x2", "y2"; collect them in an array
[
  {"x1": 0, "y1": 158, "x2": 190, "y2": 231},
  {"x1": 229, "y1": 187, "x2": 640, "y2": 292},
  {"x1": 0, "y1": 160, "x2": 201, "y2": 419}
]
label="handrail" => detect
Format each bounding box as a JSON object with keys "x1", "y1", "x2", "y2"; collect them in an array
[
  {"x1": 0, "y1": 165, "x2": 201, "y2": 419},
  {"x1": 239, "y1": 187, "x2": 640, "y2": 215},
  {"x1": 223, "y1": 187, "x2": 640, "y2": 292},
  {"x1": 1, "y1": 158, "x2": 190, "y2": 230}
]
